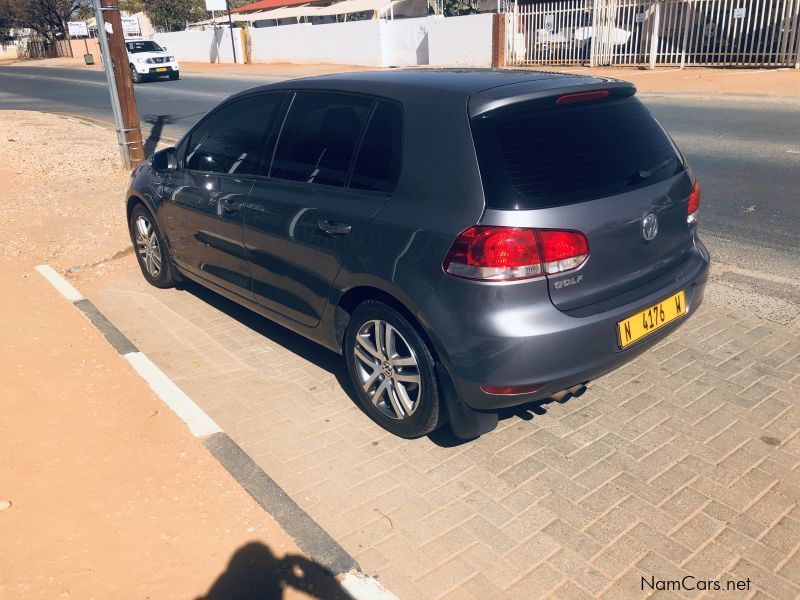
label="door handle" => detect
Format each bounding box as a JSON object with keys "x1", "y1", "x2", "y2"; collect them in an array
[
  {"x1": 318, "y1": 219, "x2": 352, "y2": 235},
  {"x1": 220, "y1": 198, "x2": 242, "y2": 214}
]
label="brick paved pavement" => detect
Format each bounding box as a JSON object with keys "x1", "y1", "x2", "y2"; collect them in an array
[{"x1": 85, "y1": 266, "x2": 800, "y2": 599}]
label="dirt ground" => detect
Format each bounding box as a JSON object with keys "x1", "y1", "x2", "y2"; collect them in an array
[{"x1": 0, "y1": 111, "x2": 348, "y2": 599}]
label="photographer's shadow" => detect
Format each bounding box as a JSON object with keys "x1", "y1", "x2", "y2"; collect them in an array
[{"x1": 197, "y1": 542, "x2": 350, "y2": 600}]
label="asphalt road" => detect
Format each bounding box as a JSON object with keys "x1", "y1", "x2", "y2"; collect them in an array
[{"x1": 1, "y1": 64, "x2": 798, "y2": 323}]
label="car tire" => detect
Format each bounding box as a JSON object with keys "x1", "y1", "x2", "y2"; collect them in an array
[
  {"x1": 129, "y1": 204, "x2": 175, "y2": 288},
  {"x1": 344, "y1": 301, "x2": 442, "y2": 438},
  {"x1": 169, "y1": 71, "x2": 179, "y2": 81},
  {"x1": 130, "y1": 64, "x2": 143, "y2": 84}
]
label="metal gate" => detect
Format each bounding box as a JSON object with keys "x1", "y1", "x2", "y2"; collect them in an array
[
  {"x1": 24, "y1": 39, "x2": 73, "y2": 59},
  {"x1": 506, "y1": 0, "x2": 800, "y2": 67}
]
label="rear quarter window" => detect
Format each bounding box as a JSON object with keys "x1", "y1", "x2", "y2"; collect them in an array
[
  {"x1": 350, "y1": 101, "x2": 402, "y2": 193},
  {"x1": 471, "y1": 95, "x2": 683, "y2": 209}
]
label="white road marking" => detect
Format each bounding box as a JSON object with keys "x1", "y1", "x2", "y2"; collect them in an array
[
  {"x1": 341, "y1": 572, "x2": 399, "y2": 600},
  {"x1": 34, "y1": 264, "x2": 85, "y2": 302},
  {"x1": 124, "y1": 351, "x2": 222, "y2": 437},
  {"x1": 0, "y1": 71, "x2": 107, "y2": 88}
]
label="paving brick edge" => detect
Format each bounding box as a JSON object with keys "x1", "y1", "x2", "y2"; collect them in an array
[{"x1": 34, "y1": 264, "x2": 398, "y2": 599}]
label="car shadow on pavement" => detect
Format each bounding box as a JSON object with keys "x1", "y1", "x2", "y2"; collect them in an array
[
  {"x1": 196, "y1": 541, "x2": 351, "y2": 600},
  {"x1": 428, "y1": 394, "x2": 579, "y2": 448},
  {"x1": 177, "y1": 280, "x2": 370, "y2": 417}
]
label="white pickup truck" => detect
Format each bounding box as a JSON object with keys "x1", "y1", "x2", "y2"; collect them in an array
[{"x1": 125, "y1": 38, "x2": 180, "y2": 84}]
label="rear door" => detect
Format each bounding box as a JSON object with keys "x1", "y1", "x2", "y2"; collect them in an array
[
  {"x1": 471, "y1": 91, "x2": 695, "y2": 312},
  {"x1": 164, "y1": 92, "x2": 285, "y2": 298},
  {"x1": 244, "y1": 92, "x2": 401, "y2": 326}
]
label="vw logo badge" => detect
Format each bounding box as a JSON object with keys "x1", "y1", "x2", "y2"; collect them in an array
[{"x1": 642, "y1": 212, "x2": 659, "y2": 241}]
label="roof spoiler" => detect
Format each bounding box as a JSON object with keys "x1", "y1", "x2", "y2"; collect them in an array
[{"x1": 468, "y1": 79, "x2": 636, "y2": 118}]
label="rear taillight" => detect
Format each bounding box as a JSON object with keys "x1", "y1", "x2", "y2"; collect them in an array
[
  {"x1": 443, "y1": 226, "x2": 588, "y2": 282},
  {"x1": 687, "y1": 181, "x2": 700, "y2": 224}
]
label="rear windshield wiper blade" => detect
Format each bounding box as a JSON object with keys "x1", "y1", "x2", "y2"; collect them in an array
[{"x1": 629, "y1": 156, "x2": 677, "y2": 183}]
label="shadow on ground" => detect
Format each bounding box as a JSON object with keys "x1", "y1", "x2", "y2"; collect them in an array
[
  {"x1": 179, "y1": 280, "x2": 364, "y2": 410},
  {"x1": 427, "y1": 393, "x2": 581, "y2": 448},
  {"x1": 197, "y1": 541, "x2": 350, "y2": 600},
  {"x1": 143, "y1": 114, "x2": 177, "y2": 157}
]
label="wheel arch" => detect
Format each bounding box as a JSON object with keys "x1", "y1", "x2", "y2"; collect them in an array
[
  {"x1": 334, "y1": 284, "x2": 443, "y2": 365},
  {"x1": 126, "y1": 190, "x2": 158, "y2": 224}
]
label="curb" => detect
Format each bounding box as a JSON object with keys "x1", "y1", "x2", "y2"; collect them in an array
[{"x1": 34, "y1": 264, "x2": 397, "y2": 600}]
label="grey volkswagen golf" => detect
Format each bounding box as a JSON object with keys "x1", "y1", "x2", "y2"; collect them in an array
[{"x1": 127, "y1": 69, "x2": 709, "y2": 439}]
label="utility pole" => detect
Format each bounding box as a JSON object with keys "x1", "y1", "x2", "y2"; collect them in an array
[
  {"x1": 92, "y1": 0, "x2": 145, "y2": 170},
  {"x1": 226, "y1": 0, "x2": 237, "y2": 64}
]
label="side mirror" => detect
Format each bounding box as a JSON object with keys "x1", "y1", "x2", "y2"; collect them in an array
[
  {"x1": 151, "y1": 147, "x2": 177, "y2": 173},
  {"x1": 161, "y1": 46, "x2": 167, "y2": 51}
]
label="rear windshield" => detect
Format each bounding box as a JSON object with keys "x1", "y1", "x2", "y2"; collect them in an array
[{"x1": 471, "y1": 95, "x2": 683, "y2": 209}]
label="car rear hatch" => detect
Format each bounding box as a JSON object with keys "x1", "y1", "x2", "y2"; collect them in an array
[{"x1": 469, "y1": 82, "x2": 696, "y2": 313}]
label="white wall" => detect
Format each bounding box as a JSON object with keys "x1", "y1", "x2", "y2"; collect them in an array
[
  {"x1": 152, "y1": 28, "x2": 245, "y2": 64},
  {"x1": 250, "y1": 20, "x2": 384, "y2": 67},
  {"x1": 0, "y1": 42, "x2": 21, "y2": 61},
  {"x1": 249, "y1": 14, "x2": 494, "y2": 68},
  {"x1": 384, "y1": 17, "x2": 431, "y2": 67},
  {"x1": 427, "y1": 13, "x2": 494, "y2": 67}
]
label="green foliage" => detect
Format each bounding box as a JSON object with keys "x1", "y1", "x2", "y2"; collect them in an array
[
  {"x1": 119, "y1": 0, "x2": 145, "y2": 12},
  {"x1": 427, "y1": 0, "x2": 479, "y2": 17},
  {"x1": 142, "y1": 0, "x2": 208, "y2": 31},
  {"x1": 0, "y1": 0, "x2": 86, "y2": 41}
]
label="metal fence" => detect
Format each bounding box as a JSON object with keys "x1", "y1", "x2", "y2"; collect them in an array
[
  {"x1": 506, "y1": 0, "x2": 800, "y2": 67},
  {"x1": 24, "y1": 39, "x2": 74, "y2": 59}
]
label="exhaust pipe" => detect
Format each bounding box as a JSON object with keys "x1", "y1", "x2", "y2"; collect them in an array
[
  {"x1": 550, "y1": 383, "x2": 588, "y2": 403},
  {"x1": 550, "y1": 389, "x2": 573, "y2": 403},
  {"x1": 569, "y1": 383, "x2": 588, "y2": 397}
]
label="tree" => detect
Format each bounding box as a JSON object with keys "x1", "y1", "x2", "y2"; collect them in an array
[
  {"x1": 119, "y1": 0, "x2": 144, "y2": 11},
  {"x1": 1, "y1": 0, "x2": 86, "y2": 42},
  {"x1": 142, "y1": 0, "x2": 207, "y2": 31}
]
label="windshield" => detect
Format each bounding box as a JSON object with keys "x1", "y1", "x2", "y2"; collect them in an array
[{"x1": 126, "y1": 41, "x2": 163, "y2": 53}]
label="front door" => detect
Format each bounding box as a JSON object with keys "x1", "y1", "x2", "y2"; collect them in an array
[{"x1": 163, "y1": 92, "x2": 286, "y2": 299}]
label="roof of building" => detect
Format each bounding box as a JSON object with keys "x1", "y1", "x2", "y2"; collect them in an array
[{"x1": 232, "y1": 0, "x2": 312, "y2": 13}]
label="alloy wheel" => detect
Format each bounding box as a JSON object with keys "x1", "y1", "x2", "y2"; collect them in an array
[
  {"x1": 134, "y1": 215, "x2": 162, "y2": 278},
  {"x1": 353, "y1": 319, "x2": 422, "y2": 420}
]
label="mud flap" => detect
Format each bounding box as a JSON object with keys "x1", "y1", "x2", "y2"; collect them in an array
[{"x1": 435, "y1": 363, "x2": 498, "y2": 440}]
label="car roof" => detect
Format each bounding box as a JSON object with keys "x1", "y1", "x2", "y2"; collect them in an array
[{"x1": 236, "y1": 68, "x2": 634, "y2": 117}]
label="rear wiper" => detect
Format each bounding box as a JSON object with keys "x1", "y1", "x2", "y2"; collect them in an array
[{"x1": 629, "y1": 156, "x2": 676, "y2": 182}]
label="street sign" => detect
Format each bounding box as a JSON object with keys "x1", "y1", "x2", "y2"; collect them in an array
[
  {"x1": 635, "y1": 12, "x2": 646, "y2": 23},
  {"x1": 121, "y1": 16, "x2": 140, "y2": 35},
  {"x1": 205, "y1": 0, "x2": 227, "y2": 10},
  {"x1": 733, "y1": 7, "x2": 746, "y2": 18},
  {"x1": 544, "y1": 14, "x2": 555, "y2": 32},
  {"x1": 68, "y1": 21, "x2": 89, "y2": 37}
]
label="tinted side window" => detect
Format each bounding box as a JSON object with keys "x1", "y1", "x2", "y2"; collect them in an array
[
  {"x1": 350, "y1": 102, "x2": 402, "y2": 193},
  {"x1": 269, "y1": 92, "x2": 372, "y2": 187},
  {"x1": 185, "y1": 94, "x2": 283, "y2": 175}
]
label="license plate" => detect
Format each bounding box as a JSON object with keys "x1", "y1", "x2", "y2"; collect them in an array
[
  {"x1": 155, "y1": 67, "x2": 167, "y2": 72},
  {"x1": 617, "y1": 291, "x2": 686, "y2": 349}
]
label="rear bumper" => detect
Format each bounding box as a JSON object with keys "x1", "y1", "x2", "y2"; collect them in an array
[{"x1": 433, "y1": 241, "x2": 710, "y2": 411}]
